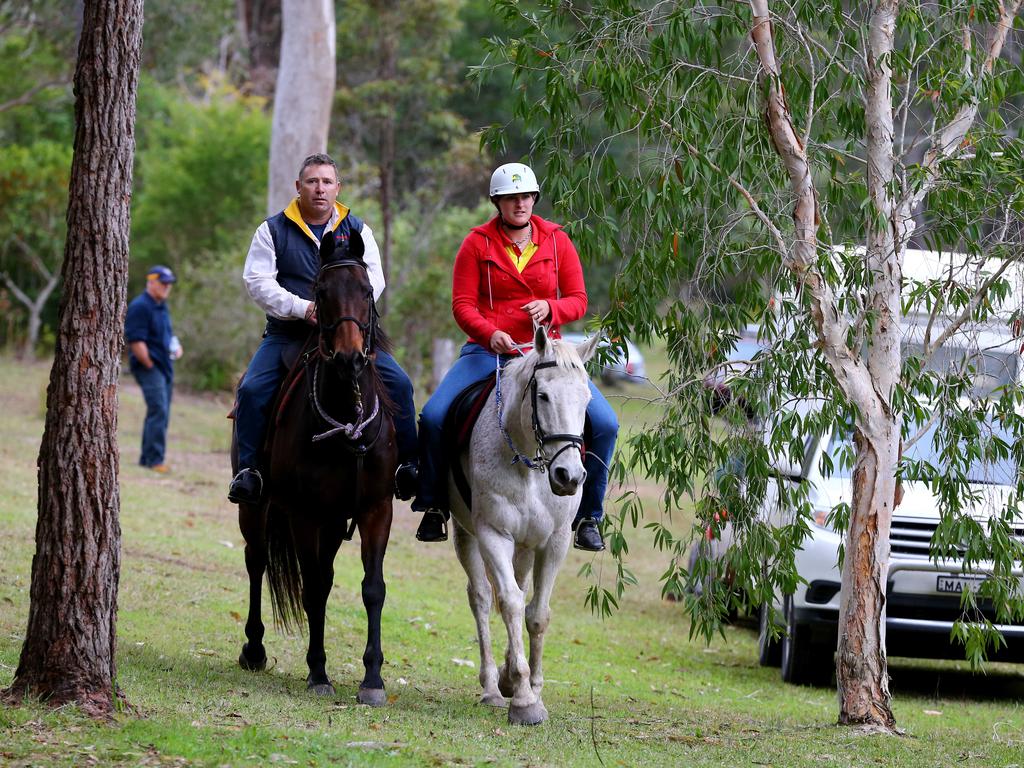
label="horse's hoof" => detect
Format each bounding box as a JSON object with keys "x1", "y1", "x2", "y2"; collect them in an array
[
  {"x1": 357, "y1": 687, "x2": 387, "y2": 707},
  {"x1": 479, "y1": 691, "x2": 507, "y2": 708},
  {"x1": 508, "y1": 700, "x2": 548, "y2": 726},
  {"x1": 238, "y1": 643, "x2": 267, "y2": 671},
  {"x1": 307, "y1": 681, "x2": 335, "y2": 697}
]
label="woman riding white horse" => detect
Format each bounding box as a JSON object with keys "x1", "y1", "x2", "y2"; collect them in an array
[
  {"x1": 450, "y1": 323, "x2": 601, "y2": 724},
  {"x1": 410, "y1": 162, "x2": 618, "y2": 551}
]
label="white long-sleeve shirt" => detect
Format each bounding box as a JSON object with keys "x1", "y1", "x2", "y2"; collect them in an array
[{"x1": 242, "y1": 202, "x2": 385, "y2": 320}]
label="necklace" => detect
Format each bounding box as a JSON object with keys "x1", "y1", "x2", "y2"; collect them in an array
[{"x1": 507, "y1": 223, "x2": 532, "y2": 250}]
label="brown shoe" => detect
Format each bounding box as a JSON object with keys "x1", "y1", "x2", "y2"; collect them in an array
[{"x1": 149, "y1": 464, "x2": 170, "y2": 474}]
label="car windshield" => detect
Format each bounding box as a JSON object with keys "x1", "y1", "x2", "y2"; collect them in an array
[
  {"x1": 902, "y1": 342, "x2": 1018, "y2": 397},
  {"x1": 825, "y1": 419, "x2": 1018, "y2": 485}
]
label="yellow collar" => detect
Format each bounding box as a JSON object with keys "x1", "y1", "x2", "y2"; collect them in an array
[{"x1": 284, "y1": 199, "x2": 350, "y2": 241}]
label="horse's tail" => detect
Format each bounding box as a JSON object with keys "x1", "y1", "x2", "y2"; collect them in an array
[{"x1": 265, "y1": 504, "x2": 304, "y2": 633}]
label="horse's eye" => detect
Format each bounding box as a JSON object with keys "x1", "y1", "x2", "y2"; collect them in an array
[{"x1": 538, "y1": 392, "x2": 550, "y2": 402}]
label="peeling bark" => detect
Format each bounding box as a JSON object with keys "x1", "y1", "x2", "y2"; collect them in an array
[
  {"x1": 837, "y1": 427, "x2": 897, "y2": 728},
  {"x1": 2, "y1": 0, "x2": 142, "y2": 718}
]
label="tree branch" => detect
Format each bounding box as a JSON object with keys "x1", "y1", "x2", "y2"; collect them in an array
[
  {"x1": 0, "y1": 272, "x2": 34, "y2": 310},
  {"x1": 0, "y1": 79, "x2": 67, "y2": 113},
  {"x1": 11, "y1": 234, "x2": 56, "y2": 280},
  {"x1": 899, "y1": 0, "x2": 1023, "y2": 226},
  {"x1": 748, "y1": 1, "x2": 867, "y2": 397},
  {"x1": 921, "y1": 253, "x2": 1021, "y2": 368}
]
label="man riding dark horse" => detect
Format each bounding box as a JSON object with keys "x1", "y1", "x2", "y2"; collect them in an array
[
  {"x1": 232, "y1": 226, "x2": 398, "y2": 704},
  {"x1": 229, "y1": 152, "x2": 418, "y2": 506}
]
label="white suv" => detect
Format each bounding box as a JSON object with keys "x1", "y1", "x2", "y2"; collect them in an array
[{"x1": 748, "y1": 416, "x2": 1024, "y2": 686}]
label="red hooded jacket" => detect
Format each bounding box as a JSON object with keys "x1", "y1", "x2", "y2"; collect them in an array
[{"x1": 451, "y1": 215, "x2": 588, "y2": 347}]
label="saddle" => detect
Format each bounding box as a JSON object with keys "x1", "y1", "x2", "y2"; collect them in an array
[
  {"x1": 442, "y1": 376, "x2": 496, "y2": 510},
  {"x1": 227, "y1": 334, "x2": 314, "y2": 459}
]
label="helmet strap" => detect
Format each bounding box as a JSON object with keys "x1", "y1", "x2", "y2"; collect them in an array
[{"x1": 501, "y1": 216, "x2": 530, "y2": 231}]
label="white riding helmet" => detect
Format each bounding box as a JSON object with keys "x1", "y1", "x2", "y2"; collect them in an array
[{"x1": 489, "y1": 162, "x2": 540, "y2": 198}]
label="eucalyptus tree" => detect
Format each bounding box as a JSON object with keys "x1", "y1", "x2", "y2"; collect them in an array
[
  {"x1": 266, "y1": 0, "x2": 334, "y2": 215},
  {"x1": 489, "y1": 0, "x2": 1024, "y2": 731}
]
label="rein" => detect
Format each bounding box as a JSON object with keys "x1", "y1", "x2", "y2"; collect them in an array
[
  {"x1": 308, "y1": 259, "x2": 384, "y2": 450},
  {"x1": 494, "y1": 354, "x2": 585, "y2": 473},
  {"x1": 309, "y1": 361, "x2": 381, "y2": 444},
  {"x1": 307, "y1": 258, "x2": 386, "y2": 541}
]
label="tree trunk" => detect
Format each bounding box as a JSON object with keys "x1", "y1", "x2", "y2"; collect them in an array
[
  {"x1": 266, "y1": 0, "x2": 335, "y2": 215},
  {"x1": 235, "y1": 0, "x2": 282, "y2": 98},
  {"x1": 835, "y1": 0, "x2": 900, "y2": 730},
  {"x1": 2, "y1": 0, "x2": 143, "y2": 718},
  {"x1": 751, "y1": 0, "x2": 902, "y2": 730},
  {"x1": 836, "y1": 422, "x2": 898, "y2": 729},
  {"x1": 374, "y1": 0, "x2": 398, "y2": 317}
]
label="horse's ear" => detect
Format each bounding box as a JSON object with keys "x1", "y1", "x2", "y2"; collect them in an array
[
  {"x1": 347, "y1": 228, "x2": 365, "y2": 263},
  {"x1": 534, "y1": 324, "x2": 550, "y2": 356},
  {"x1": 319, "y1": 230, "x2": 336, "y2": 264},
  {"x1": 576, "y1": 332, "x2": 602, "y2": 364}
]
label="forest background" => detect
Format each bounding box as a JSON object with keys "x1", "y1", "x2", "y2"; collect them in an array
[{"x1": 0, "y1": 0, "x2": 616, "y2": 393}]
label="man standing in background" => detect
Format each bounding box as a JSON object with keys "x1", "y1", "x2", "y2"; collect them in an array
[{"x1": 125, "y1": 265, "x2": 183, "y2": 472}]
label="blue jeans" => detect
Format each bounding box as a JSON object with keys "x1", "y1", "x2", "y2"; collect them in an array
[
  {"x1": 133, "y1": 364, "x2": 173, "y2": 467},
  {"x1": 234, "y1": 332, "x2": 417, "y2": 470},
  {"x1": 413, "y1": 342, "x2": 618, "y2": 523}
]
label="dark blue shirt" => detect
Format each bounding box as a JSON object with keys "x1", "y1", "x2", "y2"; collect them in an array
[{"x1": 125, "y1": 291, "x2": 174, "y2": 379}]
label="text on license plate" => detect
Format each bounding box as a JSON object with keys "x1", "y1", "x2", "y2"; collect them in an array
[{"x1": 936, "y1": 575, "x2": 986, "y2": 595}]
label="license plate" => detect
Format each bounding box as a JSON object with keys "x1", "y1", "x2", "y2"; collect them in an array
[{"x1": 936, "y1": 574, "x2": 986, "y2": 595}]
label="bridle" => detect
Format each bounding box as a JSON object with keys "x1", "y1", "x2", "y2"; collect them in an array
[
  {"x1": 495, "y1": 356, "x2": 586, "y2": 472},
  {"x1": 308, "y1": 259, "x2": 382, "y2": 446},
  {"x1": 314, "y1": 259, "x2": 378, "y2": 361}
]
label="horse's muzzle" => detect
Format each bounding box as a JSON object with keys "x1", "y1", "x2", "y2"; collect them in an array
[
  {"x1": 330, "y1": 349, "x2": 368, "y2": 377},
  {"x1": 549, "y1": 464, "x2": 586, "y2": 496}
]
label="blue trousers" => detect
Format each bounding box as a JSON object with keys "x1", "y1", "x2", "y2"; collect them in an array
[
  {"x1": 413, "y1": 342, "x2": 618, "y2": 522},
  {"x1": 133, "y1": 364, "x2": 173, "y2": 467},
  {"x1": 234, "y1": 332, "x2": 417, "y2": 471}
]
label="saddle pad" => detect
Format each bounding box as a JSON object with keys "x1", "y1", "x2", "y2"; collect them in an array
[{"x1": 442, "y1": 376, "x2": 496, "y2": 510}]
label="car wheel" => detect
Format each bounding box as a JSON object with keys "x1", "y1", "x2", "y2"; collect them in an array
[
  {"x1": 780, "y1": 595, "x2": 832, "y2": 686},
  {"x1": 758, "y1": 603, "x2": 782, "y2": 668}
]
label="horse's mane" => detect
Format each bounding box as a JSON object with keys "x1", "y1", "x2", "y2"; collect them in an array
[{"x1": 506, "y1": 338, "x2": 587, "y2": 382}]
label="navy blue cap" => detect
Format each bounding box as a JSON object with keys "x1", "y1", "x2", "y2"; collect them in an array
[{"x1": 146, "y1": 265, "x2": 177, "y2": 284}]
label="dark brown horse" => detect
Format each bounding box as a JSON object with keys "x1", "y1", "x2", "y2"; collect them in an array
[{"x1": 232, "y1": 231, "x2": 397, "y2": 705}]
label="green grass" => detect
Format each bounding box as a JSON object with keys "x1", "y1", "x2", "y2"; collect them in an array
[{"x1": 2, "y1": 355, "x2": 1024, "y2": 766}]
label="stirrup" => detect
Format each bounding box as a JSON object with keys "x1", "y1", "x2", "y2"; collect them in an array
[
  {"x1": 228, "y1": 467, "x2": 263, "y2": 505},
  {"x1": 415, "y1": 509, "x2": 448, "y2": 542}
]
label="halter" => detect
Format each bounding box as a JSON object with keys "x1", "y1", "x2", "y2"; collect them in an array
[{"x1": 495, "y1": 355, "x2": 586, "y2": 472}]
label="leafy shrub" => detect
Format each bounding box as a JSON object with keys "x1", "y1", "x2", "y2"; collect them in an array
[
  {"x1": 166, "y1": 250, "x2": 265, "y2": 392},
  {"x1": 131, "y1": 77, "x2": 269, "y2": 274},
  {"x1": 387, "y1": 200, "x2": 493, "y2": 395}
]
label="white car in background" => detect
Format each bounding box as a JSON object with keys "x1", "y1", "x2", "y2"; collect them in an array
[
  {"x1": 711, "y1": 412, "x2": 1024, "y2": 686},
  {"x1": 560, "y1": 332, "x2": 647, "y2": 385}
]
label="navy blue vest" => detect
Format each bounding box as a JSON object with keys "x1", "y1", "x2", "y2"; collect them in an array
[{"x1": 264, "y1": 209, "x2": 364, "y2": 336}]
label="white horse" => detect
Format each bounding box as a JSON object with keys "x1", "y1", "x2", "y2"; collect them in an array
[{"x1": 449, "y1": 325, "x2": 601, "y2": 725}]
